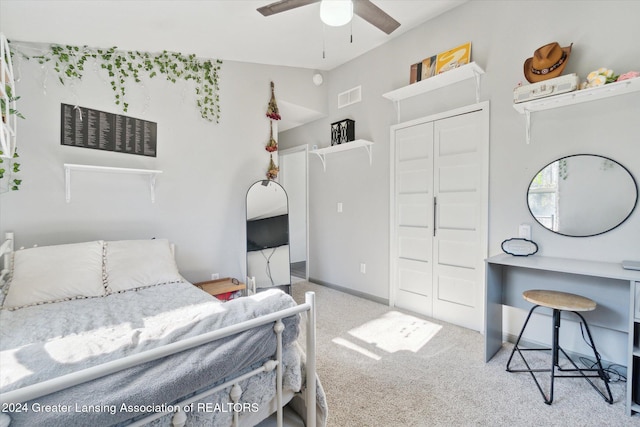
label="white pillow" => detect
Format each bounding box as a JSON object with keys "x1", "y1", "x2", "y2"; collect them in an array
[
  {"x1": 3, "y1": 241, "x2": 106, "y2": 310},
  {"x1": 105, "y1": 239, "x2": 183, "y2": 293}
]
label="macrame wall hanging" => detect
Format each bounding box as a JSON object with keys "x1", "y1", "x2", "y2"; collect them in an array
[{"x1": 265, "y1": 81, "x2": 280, "y2": 180}]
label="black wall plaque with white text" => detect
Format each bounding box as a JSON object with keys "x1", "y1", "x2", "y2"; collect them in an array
[{"x1": 61, "y1": 104, "x2": 157, "y2": 157}]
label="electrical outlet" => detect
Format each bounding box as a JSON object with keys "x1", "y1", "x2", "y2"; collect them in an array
[
  {"x1": 518, "y1": 224, "x2": 531, "y2": 240},
  {"x1": 211, "y1": 273, "x2": 219, "y2": 280},
  {"x1": 360, "y1": 263, "x2": 366, "y2": 274}
]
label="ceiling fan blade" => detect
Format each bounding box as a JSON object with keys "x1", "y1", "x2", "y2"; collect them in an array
[
  {"x1": 257, "y1": 0, "x2": 320, "y2": 16},
  {"x1": 353, "y1": 0, "x2": 400, "y2": 34}
]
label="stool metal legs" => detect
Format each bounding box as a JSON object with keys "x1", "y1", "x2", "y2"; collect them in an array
[{"x1": 506, "y1": 305, "x2": 613, "y2": 405}]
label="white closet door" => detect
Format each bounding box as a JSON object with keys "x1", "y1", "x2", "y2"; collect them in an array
[
  {"x1": 391, "y1": 122, "x2": 434, "y2": 316},
  {"x1": 432, "y1": 110, "x2": 488, "y2": 331},
  {"x1": 390, "y1": 103, "x2": 488, "y2": 332}
]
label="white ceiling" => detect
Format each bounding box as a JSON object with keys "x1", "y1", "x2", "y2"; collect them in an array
[{"x1": 0, "y1": 0, "x2": 467, "y2": 71}]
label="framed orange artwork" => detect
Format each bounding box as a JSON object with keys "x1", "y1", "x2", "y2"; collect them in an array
[{"x1": 435, "y1": 42, "x2": 471, "y2": 75}]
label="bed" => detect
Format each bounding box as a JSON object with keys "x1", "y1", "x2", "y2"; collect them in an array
[{"x1": 0, "y1": 232, "x2": 326, "y2": 427}]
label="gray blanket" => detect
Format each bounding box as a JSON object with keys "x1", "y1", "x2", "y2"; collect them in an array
[{"x1": 0, "y1": 283, "x2": 316, "y2": 426}]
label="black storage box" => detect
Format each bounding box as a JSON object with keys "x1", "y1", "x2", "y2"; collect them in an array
[
  {"x1": 636, "y1": 357, "x2": 640, "y2": 405},
  {"x1": 330, "y1": 119, "x2": 355, "y2": 146}
]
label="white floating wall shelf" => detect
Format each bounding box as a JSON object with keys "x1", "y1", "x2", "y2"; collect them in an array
[
  {"x1": 382, "y1": 62, "x2": 485, "y2": 123},
  {"x1": 64, "y1": 163, "x2": 163, "y2": 203},
  {"x1": 513, "y1": 77, "x2": 640, "y2": 144},
  {"x1": 309, "y1": 139, "x2": 373, "y2": 172}
]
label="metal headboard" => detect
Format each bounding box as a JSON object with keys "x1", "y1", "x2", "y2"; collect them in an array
[{"x1": 0, "y1": 231, "x2": 14, "y2": 285}]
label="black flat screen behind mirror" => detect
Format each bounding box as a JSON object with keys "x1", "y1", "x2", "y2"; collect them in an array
[{"x1": 247, "y1": 214, "x2": 289, "y2": 252}]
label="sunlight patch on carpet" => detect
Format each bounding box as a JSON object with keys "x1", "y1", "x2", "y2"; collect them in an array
[
  {"x1": 331, "y1": 337, "x2": 382, "y2": 360},
  {"x1": 348, "y1": 311, "x2": 442, "y2": 353}
]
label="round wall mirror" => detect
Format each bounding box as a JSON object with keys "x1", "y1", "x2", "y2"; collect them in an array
[{"x1": 527, "y1": 154, "x2": 638, "y2": 237}]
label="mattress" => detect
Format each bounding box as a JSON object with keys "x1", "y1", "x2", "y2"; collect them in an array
[{"x1": 0, "y1": 282, "x2": 302, "y2": 426}]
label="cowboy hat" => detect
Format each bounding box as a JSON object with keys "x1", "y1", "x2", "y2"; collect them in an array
[{"x1": 524, "y1": 42, "x2": 573, "y2": 83}]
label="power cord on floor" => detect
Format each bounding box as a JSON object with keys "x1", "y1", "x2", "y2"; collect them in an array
[
  {"x1": 261, "y1": 247, "x2": 277, "y2": 287},
  {"x1": 577, "y1": 356, "x2": 626, "y2": 383},
  {"x1": 578, "y1": 321, "x2": 626, "y2": 383}
]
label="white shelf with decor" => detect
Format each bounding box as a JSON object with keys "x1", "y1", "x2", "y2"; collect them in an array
[
  {"x1": 1, "y1": 33, "x2": 17, "y2": 159},
  {"x1": 309, "y1": 139, "x2": 373, "y2": 172},
  {"x1": 63, "y1": 164, "x2": 163, "y2": 203},
  {"x1": 382, "y1": 62, "x2": 485, "y2": 122},
  {"x1": 514, "y1": 77, "x2": 640, "y2": 144}
]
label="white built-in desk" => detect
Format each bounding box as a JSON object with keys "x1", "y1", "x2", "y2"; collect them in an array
[{"x1": 485, "y1": 253, "x2": 640, "y2": 416}]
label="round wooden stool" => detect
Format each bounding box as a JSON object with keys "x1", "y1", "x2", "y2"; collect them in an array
[{"x1": 506, "y1": 289, "x2": 613, "y2": 405}]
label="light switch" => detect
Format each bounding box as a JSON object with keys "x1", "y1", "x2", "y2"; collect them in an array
[
  {"x1": 519, "y1": 224, "x2": 531, "y2": 240},
  {"x1": 337, "y1": 202, "x2": 343, "y2": 213}
]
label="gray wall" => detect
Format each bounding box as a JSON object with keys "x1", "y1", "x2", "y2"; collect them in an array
[
  {"x1": 279, "y1": 0, "x2": 640, "y2": 302},
  {"x1": 0, "y1": 56, "x2": 325, "y2": 284}
]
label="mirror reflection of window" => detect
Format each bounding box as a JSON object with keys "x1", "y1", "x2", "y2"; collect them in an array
[
  {"x1": 527, "y1": 155, "x2": 638, "y2": 237},
  {"x1": 528, "y1": 160, "x2": 560, "y2": 231}
]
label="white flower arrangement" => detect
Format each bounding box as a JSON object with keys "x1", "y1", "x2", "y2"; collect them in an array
[{"x1": 580, "y1": 67, "x2": 619, "y2": 89}]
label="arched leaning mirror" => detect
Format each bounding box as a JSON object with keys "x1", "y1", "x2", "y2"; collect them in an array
[
  {"x1": 527, "y1": 154, "x2": 638, "y2": 237},
  {"x1": 246, "y1": 180, "x2": 291, "y2": 293}
]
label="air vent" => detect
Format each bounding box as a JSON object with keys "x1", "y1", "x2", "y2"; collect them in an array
[{"x1": 338, "y1": 85, "x2": 362, "y2": 109}]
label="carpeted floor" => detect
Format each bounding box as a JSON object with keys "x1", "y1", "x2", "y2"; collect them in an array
[{"x1": 292, "y1": 281, "x2": 637, "y2": 427}]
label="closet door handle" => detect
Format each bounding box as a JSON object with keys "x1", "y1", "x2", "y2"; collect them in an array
[{"x1": 433, "y1": 196, "x2": 437, "y2": 237}]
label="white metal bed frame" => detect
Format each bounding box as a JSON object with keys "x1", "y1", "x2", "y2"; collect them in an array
[{"x1": 0, "y1": 232, "x2": 317, "y2": 427}]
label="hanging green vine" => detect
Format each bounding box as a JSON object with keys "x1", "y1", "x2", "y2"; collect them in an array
[
  {"x1": 0, "y1": 150, "x2": 22, "y2": 191},
  {"x1": 18, "y1": 43, "x2": 222, "y2": 122}
]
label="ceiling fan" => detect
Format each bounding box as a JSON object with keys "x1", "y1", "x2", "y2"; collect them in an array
[{"x1": 257, "y1": 0, "x2": 401, "y2": 35}]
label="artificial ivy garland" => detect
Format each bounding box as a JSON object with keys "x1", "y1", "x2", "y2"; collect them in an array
[
  {"x1": 0, "y1": 150, "x2": 21, "y2": 191},
  {"x1": 16, "y1": 43, "x2": 223, "y2": 122}
]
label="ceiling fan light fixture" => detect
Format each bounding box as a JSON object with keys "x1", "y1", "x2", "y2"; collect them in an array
[{"x1": 320, "y1": 0, "x2": 354, "y2": 27}]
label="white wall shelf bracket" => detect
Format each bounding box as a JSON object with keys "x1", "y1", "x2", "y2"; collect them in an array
[
  {"x1": 473, "y1": 68, "x2": 482, "y2": 103},
  {"x1": 64, "y1": 163, "x2": 163, "y2": 203},
  {"x1": 310, "y1": 140, "x2": 373, "y2": 172},
  {"x1": 314, "y1": 152, "x2": 327, "y2": 172},
  {"x1": 524, "y1": 109, "x2": 532, "y2": 144},
  {"x1": 149, "y1": 174, "x2": 158, "y2": 203},
  {"x1": 393, "y1": 100, "x2": 401, "y2": 124}
]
